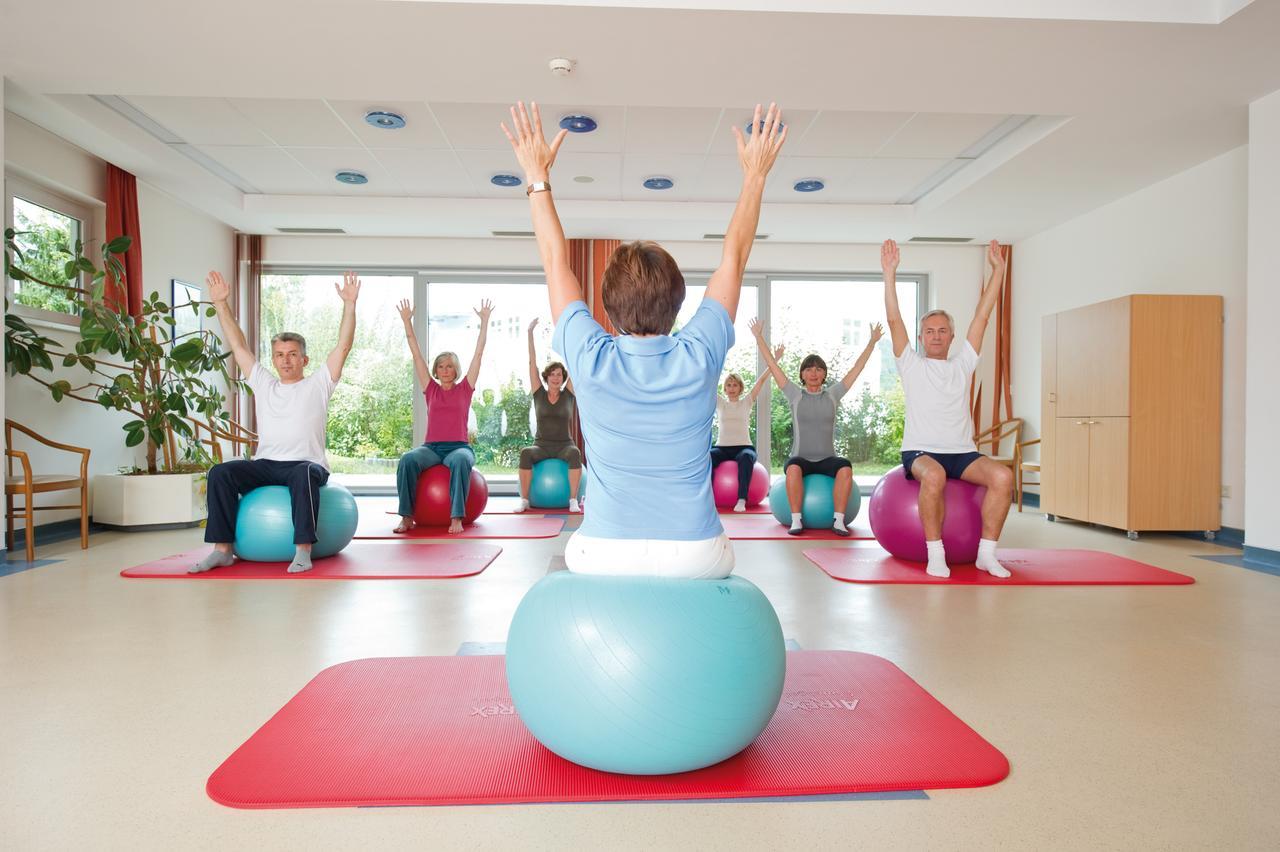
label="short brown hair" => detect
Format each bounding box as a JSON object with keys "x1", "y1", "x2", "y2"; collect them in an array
[
  {"x1": 542, "y1": 361, "x2": 567, "y2": 383},
  {"x1": 601, "y1": 241, "x2": 685, "y2": 335},
  {"x1": 799, "y1": 354, "x2": 828, "y2": 383}
]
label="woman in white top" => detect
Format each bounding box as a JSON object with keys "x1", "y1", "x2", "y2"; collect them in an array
[{"x1": 710, "y1": 343, "x2": 781, "y2": 512}]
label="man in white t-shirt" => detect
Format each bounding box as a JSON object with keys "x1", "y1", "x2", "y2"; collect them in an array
[
  {"x1": 190, "y1": 269, "x2": 360, "y2": 574},
  {"x1": 882, "y1": 239, "x2": 1014, "y2": 579}
]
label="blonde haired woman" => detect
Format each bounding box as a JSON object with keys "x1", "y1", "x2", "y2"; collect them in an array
[
  {"x1": 394, "y1": 298, "x2": 493, "y2": 534},
  {"x1": 710, "y1": 346, "x2": 779, "y2": 512}
]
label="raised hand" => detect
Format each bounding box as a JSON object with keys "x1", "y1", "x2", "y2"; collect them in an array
[
  {"x1": 732, "y1": 103, "x2": 788, "y2": 181},
  {"x1": 774, "y1": 343, "x2": 785, "y2": 359},
  {"x1": 396, "y1": 298, "x2": 413, "y2": 323},
  {"x1": 881, "y1": 239, "x2": 900, "y2": 274},
  {"x1": 501, "y1": 101, "x2": 569, "y2": 183},
  {"x1": 206, "y1": 270, "x2": 231, "y2": 304},
  {"x1": 474, "y1": 299, "x2": 495, "y2": 325},
  {"x1": 749, "y1": 317, "x2": 765, "y2": 339},
  {"x1": 527, "y1": 317, "x2": 539, "y2": 335},
  {"x1": 869, "y1": 322, "x2": 885, "y2": 344},
  {"x1": 335, "y1": 270, "x2": 361, "y2": 304},
  {"x1": 987, "y1": 239, "x2": 1006, "y2": 271}
]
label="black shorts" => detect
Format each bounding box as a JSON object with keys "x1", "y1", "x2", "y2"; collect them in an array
[
  {"x1": 784, "y1": 456, "x2": 852, "y2": 478},
  {"x1": 901, "y1": 450, "x2": 982, "y2": 481}
]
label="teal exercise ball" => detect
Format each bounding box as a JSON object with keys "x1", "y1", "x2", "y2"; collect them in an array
[
  {"x1": 768, "y1": 473, "x2": 861, "y2": 529},
  {"x1": 506, "y1": 571, "x2": 786, "y2": 775},
  {"x1": 528, "y1": 459, "x2": 581, "y2": 509},
  {"x1": 233, "y1": 483, "x2": 359, "y2": 562}
]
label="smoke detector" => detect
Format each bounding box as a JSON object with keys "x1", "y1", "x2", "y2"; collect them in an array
[{"x1": 549, "y1": 57, "x2": 575, "y2": 77}]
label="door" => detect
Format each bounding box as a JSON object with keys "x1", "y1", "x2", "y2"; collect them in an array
[
  {"x1": 1056, "y1": 297, "x2": 1130, "y2": 417},
  {"x1": 1087, "y1": 417, "x2": 1130, "y2": 531},
  {"x1": 1054, "y1": 417, "x2": 1091, "y2": 521}
]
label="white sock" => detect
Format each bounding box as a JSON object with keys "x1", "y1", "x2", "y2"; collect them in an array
[
  {"x1": 925, "y1": 539, "x2": 950, "y2": 578},
  {"x1": 975, "y1": 538, "x2": 1011, "y2": 578},
  {"x1": 733, "y1": 498, "x2": 747, "y2": 513},
  {"x1": 832, "y1": 512, "x2": 848, "y2": 531},
  {"x1": 515, "y1": 497, "x2": 530, "y2": 513},
  {"x1": 790, "y1": 512, "x2": 803, "y2": 530},
  {"x1": 568, "y1": 498, "x2": 580, "y2": 513},
  {"x1": 287, "y1": 547, "x2": 313, "y2": 574},
  {"x1": 190, "y1": 549, "x2": 235, "y2": 574}
]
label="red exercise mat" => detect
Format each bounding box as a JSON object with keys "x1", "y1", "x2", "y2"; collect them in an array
[
  {"x1": 482, "y1": 496, "x2": 583, "y2": 515},
  {"x1": 721, "y1": 513, "x2": 874, "y2": 540},
  {"x1": 121, "y1": 541, "x2": 501, "y2": 580},
  {"x1": 206, "y1": 650, "x2": 1008, "y2": 808},
  {"x1": 717, "y1": 502, "x2": 772, "y2": 515},
  {"x1": 805, "y1": 546, "x2": 1195, "y2": 585},
  {"x1": 354, "y1": 513, "x2": 565, "y2": 540}
]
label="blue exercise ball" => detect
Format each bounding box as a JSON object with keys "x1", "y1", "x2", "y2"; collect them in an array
[
  {"x1": 506, "y1": 571, "x2": 786, "y2": 775},
  {"x1": 233, "y1": 483, "x2": 359, "y2": 562},
  {"x1": 768, "y1": 473, "x2": 861, "y2": 529},
  {"x1": 528, "y1": 458, "x2": 581, "y2": 509}
]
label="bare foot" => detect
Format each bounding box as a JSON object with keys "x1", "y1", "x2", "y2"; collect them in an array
[
  {"x1": 393, "y1": 516, "x2": 415, "y2": 534},
  {"x1": 448, "y1": 518, "x2": 464, "y2": 535}
]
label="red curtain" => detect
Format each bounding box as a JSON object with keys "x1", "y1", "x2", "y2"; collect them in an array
[
  {"x1": 969, "y1": 243, "x2": 1013, "y2": 447},
  {"x1": 564, "y1": 238, "x2": 622, "y2": 460},
  {"x1": 104, "y1": 164, "x2": 143, "y2": 316}
]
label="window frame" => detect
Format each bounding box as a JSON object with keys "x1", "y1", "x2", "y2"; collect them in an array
[{"x1": 4, "y1": 173, "x2": 99, "y2": 327}]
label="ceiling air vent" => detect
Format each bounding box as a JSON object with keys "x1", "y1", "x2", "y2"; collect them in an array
[
  {"x1": 491, "y1": 230, "x2": 536, "y2": 237},
  {"x1": 276, "y1": 227, "x2": 347, "y2": 234},
  {"x1": 703, "y1": 233, "x2": 769, "y2": 240},
  {"x1": 908, "y1": 236, "x2": 973, "y2": 243}
]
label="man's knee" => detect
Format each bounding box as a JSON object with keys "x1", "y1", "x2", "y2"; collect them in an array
[
  {"x1": 990, "y1": 464, "x2": 1014, "y2": 493},
  {"x1": 917, "y1": 465, "x2": 946, "y2": 491}
]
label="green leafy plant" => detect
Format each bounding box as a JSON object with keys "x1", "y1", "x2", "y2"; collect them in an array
[{"x1": 4, "y1": 226, "x2": 252, "y2": 474}]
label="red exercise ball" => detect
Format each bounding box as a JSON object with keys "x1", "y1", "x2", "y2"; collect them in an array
[
  {"x1": 413, "y1": 466, "x2": 488, "y2": 527},
  {"x1": 868, "y1": 465, "x2": 985, "y2": 563},
  {"x1": 712, "y1": 460, "x2": 770, "y2": 508}
]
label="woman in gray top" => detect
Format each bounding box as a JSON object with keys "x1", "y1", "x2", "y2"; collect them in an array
[
  {"x1": 516, "y1": 317, "x2": 582, "y2": 512},
  {"x1": 750, "y1": 318, "x2": 884, "y2": 535}
]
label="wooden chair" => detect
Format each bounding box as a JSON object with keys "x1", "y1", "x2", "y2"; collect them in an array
[
  {"x1": 5, "y1": 420, "x2": 91, "y2": 562},
  {"x1": 1015, "y1": 438, "x2": 1041, "y2": 512},
  {"x1": 974, "y1": 417, "x2": 1024, "y2": 467}
]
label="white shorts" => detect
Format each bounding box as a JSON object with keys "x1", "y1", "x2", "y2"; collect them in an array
[{"x1": 564, "y1": 531, "x2": 735, "y2": 579}]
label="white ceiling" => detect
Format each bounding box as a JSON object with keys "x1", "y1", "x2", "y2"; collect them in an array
[{"x1": 2, "y1": 0, "x2": 1279, "y2": 244}]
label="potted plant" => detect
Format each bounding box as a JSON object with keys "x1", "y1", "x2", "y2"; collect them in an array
[{"x1": 4, "y1": 226, "x2": 253, "y2": 527}]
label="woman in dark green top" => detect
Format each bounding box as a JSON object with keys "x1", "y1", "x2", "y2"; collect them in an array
[{"x1": 517, "y1": 318, "x2": 582, "y2": 512}]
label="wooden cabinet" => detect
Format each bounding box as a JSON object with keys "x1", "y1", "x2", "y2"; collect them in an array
[{"x1": 1041, "y1": 295, "x2": 1221, "y2": 536}]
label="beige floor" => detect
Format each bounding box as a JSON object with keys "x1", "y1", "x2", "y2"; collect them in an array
[{"x1": 2, "y1": 511, "x2": 1277, "y2": 851}]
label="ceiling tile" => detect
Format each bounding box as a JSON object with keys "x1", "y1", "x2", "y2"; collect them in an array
[
  {"x1": 229, "y1": 99, "x2": 362, "y2": 147},
  {"x1": 127, "y1": 96, "x2": 272, "y2": 146},
  {"x1": 621, "y1": 154, "x2": 708, "y2": 201},
  {"x1": 283, "y1": 147, "x2": 396, "y2": 193},
  {"x1": 706, "y1": 107, "x2": 819, "y2": 157},
  {"x1": 454, "y1": 150, "x2": 623, "y2": 200},
  {"x1": 195, "y1": 146, "x2": 325, "y2": 194},
  {"x1": 876, "y1": 113, "x2": 1009, "y2": 158},
  {"x1": 369, "y1": 148, "x2": 475, "y2": 196},
  {"x1": 790, "y1": 111, "x2": 915, "y2": 157},
  {"x1": 623, "y1": 106, "x2": 723, "y2": 154},
  {"x1": 327, "y1": 100, "x2": 450, "y2": 148}
]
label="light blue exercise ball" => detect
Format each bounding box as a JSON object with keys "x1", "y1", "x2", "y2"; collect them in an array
[
  {"x1": 506, "y1": 571, "x2": 786, "y2": 775},
  {"x1": 768, "y1": 473, "x2": 861, "y2": 529},
  {"x1": 233, "y1": 483, "x2": 359, "y2": 562},
  {"x1": 528, "y1": 458, "x2": 581, "y2": 509}
]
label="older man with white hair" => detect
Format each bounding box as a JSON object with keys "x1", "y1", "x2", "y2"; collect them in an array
[{"x1": 882, "y1": 239, "x2": 1014, "y2": 579}]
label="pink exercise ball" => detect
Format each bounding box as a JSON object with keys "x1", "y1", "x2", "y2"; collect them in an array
[
  {"x1": 868, "y1": 465, "x2": 986, "y2": 563},
  {"x1": 413, "y1": 466, "x2": 488, "y2": 527},
  {"x1": 712, "y1": 460, "x2": 770, "y2": 508}
]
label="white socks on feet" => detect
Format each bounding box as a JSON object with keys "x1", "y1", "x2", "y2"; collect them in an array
[
  {"x1": 190, "y1": 549, "x2": 235, "y2": 574},
  {"x1": 733, "y1": 498, "x2": 747, "y2": 513},
  {"x1": 975, "y1": 538, "x2": 1011, "y2": 578},
  {"x1": 832, "y1": 511, "x2": 850, "y2": 537},
  {"x1": 515, "y1": 498, "x2": 530, "y2": 513},
  {"x1": 569, "y1": 498, "x2": 580, "y2": 513},
  {"x1": 788, "y1": 513, "x2": 804, "y2": 535},
  {"x1": 287, "y1": 547, "x2": 313, "y2": 574},
  {"x1": 925, "y1": 540, "x2": 950, "y2": 578}
]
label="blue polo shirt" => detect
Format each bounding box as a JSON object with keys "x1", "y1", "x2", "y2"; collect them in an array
[{"x1": 553, "y1": 298, "x2": 734, "y2": 540}]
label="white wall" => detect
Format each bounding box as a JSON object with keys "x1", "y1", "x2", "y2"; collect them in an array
[
  {"x1": 1244, "y1": 90, "x2": 1280, "y2": 553},
  {"x1": 1012, "y1": 146, "x2": 1248, "y2": 528},
  {"x1": 4, "y1": 112, "x2": 234, "y2": 530}
]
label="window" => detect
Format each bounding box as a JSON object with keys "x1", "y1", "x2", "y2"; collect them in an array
[
  {"x1": 769, "y1": 276, "x2": 922, "y2": 477},
  {"x1": 4, "y1": 176, "x2": 94, "y2": 323}
]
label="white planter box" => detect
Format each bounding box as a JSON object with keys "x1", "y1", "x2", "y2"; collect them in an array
[{"x1": 93, "y1": 472, "x2": 208, "y2": 527}]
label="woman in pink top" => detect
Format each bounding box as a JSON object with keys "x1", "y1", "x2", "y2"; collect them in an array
[{"x1": 394, "y1": 299, "x2": 493, "y2": 534}]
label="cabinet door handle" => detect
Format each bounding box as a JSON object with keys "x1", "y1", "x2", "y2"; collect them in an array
[{"x1": 1075, "y1": 420, "x2": 1087, "y2": 425}]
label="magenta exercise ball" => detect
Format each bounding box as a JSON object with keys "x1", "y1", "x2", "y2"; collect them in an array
[
  {"x1": 868, "y1": 465, "x2": 986, "y2": 562},
  {"x1": 712, "y1": 460, "x2": 770, "y2": 509}
]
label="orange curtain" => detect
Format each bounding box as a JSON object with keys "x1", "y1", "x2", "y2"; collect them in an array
[
  {"x1": 564, "y1": 238, "x2": 622, "y2": 460},
  {"x1": 233, "y1": 233, "x2": 262, "y2": 432},
  {"x1": 969, "y1": 243, "x2": 1013, "y2": 447},
  {"x1": 104, "y1": 164, "x2": 144, "y2": 316}
]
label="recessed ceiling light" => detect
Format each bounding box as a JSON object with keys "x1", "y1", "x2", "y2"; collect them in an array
[
  {"x1": 573, "y1": 175, "x2": 595, "y2": 184},
  {"x1": 364, "y1": 110, "x2": 406, "y2": 130},
  {"x1": 793, "y1": 179, "x2": 825, "y2": 193},
  {"x1": 559, "y1": 115, "x2": 598, "y2": 133},
  {"x1": 490, "y1": 174, "x2": 522, "y2": 187},
  {"x1": 335, "y1": 171, "x2": 368, "y2": 185},
  {"x1": 643, "y1": 177, "x2": 674, "y2": 191},
  {"x1": 744, "y1": 119, "x2": 786, "y2": 135}
]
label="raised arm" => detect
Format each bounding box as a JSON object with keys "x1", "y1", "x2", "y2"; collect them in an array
[
  {"x1": 326, "y1": 270, "x2": 360, "y2": 382},
  {"x1": 206, "y1": 270, "x2": 256, "y2": 375},
  {"x1": 526, "y1": 318, "x2": 543, "y2": 393},
  {"x1": 396, "y1": 299, "x2": 431, "y2": 389},
  {"x1": 502, "y1": 102, "x2": 581, "y2": 323},
  {"x1": 840, "y1": 323, "x2": 885, "y2": 391},
  {"x1": 466, "y1": 300, "x2": 494, "y2": 388},
  {"x1": 967, "y1": 240, "x2": 1008, "y2": 353},
  {"x1": 747, "y1": 343, "x2": 784, "y2": 403},
  {"x1": 881, "y1": 240, "x2": 910, "y2": 357},
  {"x1": 750, "y1": 317, "x2": 789, "y2": 389},
  {"x1": 705, "y1": 103, "x2": 788, "y2": 321}
]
